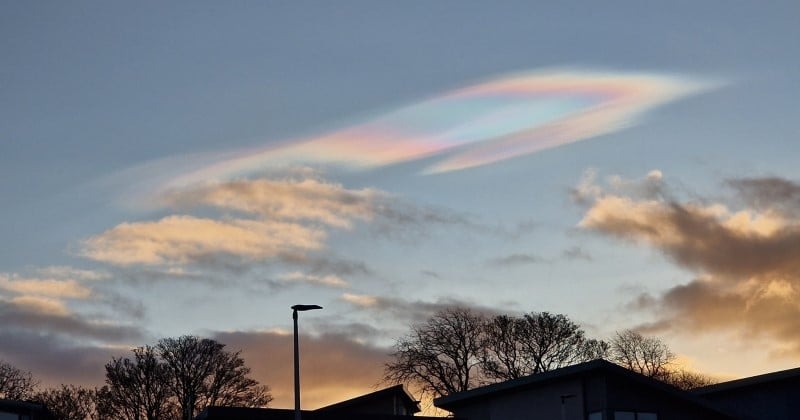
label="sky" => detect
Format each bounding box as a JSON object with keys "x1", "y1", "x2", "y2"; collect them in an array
[{"x1": 2, "y1": 0, "x2": 800, "y2": 411}]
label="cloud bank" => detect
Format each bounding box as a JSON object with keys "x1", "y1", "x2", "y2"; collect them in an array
[{"x1": 577, "y1": 171, "x2": 800, "y2": 357}]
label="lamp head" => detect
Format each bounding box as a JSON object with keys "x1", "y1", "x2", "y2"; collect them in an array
[{"x1": 292, "y1": 304, "x2": 323, "y2": 312}]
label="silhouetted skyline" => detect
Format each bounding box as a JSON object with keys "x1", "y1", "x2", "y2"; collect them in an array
[{"x1": 1, "y1": 1, "x2": 798, "y2": 409}]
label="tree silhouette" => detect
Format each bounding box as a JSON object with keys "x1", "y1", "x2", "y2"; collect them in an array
[
  {"x1": 481, "y1": 314, "x2": 531, "y2": 380},
  {"x1": 156, "y1": 335, "x2": 272, "y2": 420},
  {"x1": 385, "y1": 307, "x2": 485, "y2": 398},
  {"x1": 520, "y1": 312, "x2": 607, "y2": 373},
  {"x1": 97, "y1": 336, "x2": 270, "y2": 420},
  {"x1": 98, "y1": 345, "x2": 175, "y2": 420},
  {"x1": 482, "y1": 312, "x2": 609, "y2": 381},
  {"x1": 0, "y1": 359, "x2": 37, "y2": 400},
  {"x1": 665, "y1": 368, "x2": 716, "y2": 390},
  {"x1": 610, "y1": 330, "x2": 675, "y2": 380},
  {"x1": 34, "y1": 385, "x2": 98, "y2": 420},
  {"x1": 608, "y1": 330, "x2": 717, "y2": 389}
]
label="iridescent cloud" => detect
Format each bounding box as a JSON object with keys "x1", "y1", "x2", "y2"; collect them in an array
[{"x1": 166, "y1": 69, "x2": 712, "y2": 188}]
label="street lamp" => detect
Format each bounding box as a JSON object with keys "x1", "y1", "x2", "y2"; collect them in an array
[{"x1": 292, "y1": 304, "x2": 322, "y2": 420}]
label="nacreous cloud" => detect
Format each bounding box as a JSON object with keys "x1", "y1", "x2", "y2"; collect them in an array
[
  {"x1": 577, "y1": 172, "x2": 800, "y2": 357},
  {"x1": 163, "y1": 69, "x2": 713, "y2": 189}
]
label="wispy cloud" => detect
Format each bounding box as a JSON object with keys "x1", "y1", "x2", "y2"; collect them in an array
[
  {"x1": 341, "y1": 293, "x2": 501, "y2": 322},
  {"x1": 81, "y1": 174, "x2": 483, "y2": 274},
  {"x1": 0, "y1": 296, "x2": 142, "y2": 343},
  {"x1": 0, "y1": 276, "x2": 92, "y2": 300},
  {"x1": 577, "y1": 172, "x2": 800, "y2": 357},
  {"x1": 160, "y1": 177, "x2": 381, "y2": 228},
  {"x1": 0, "y1": 266, "x2": 142, "y2": 347},
  {"x1": 279, "y1": 271, "x2": 349, "y2": 289},
  {"x1": 487, "y1": 253, "x2": 548, "y2": 267},
  {"x1": 83, "y1": 175, "x2": 375, "y2": 267},
  {"x1": 80, "y1": 215, "x2": 326, "y2": 266},
  {"x1": 487, "y1": 246, "x2": 592, "y2": 267},
  {"x1": 0, "y1": 266, "x2": 109, "y2": 300},
  {"x1": 562, "y1": 246, "x2": 592, "y2": 261}
]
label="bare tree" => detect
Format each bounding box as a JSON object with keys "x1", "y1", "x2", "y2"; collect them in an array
[
  {"x1": 481, "y1": 314, "x2": 531, "y2": 381},
  {"x1": 202, "y1": 348, "x2": 273, "y2": 409},
  {"x1": 520, "y1": 312, "x2": 606, "y2": 373},
  {"x1": 610, "y1": 330, "x2": 675, "y2": 380},
  {"x1": 663, "y1": 368, "x2": 716, "y2": 391},
  {"x1": 481, "y1": 312, "x2": 608, "y2": 381},
  {"x1": 583, "y1": 338, "x2": 611, "y2": 361},
  {"x1": 34, "y1": 385, "x2": 98, "y2": 420},
  {"x1": 0, "y1": 360, "x2": 37, "y2": 400},
  {"x1": 384, "y1": 307, "x2": 485, "y2": 398},
  {"x1": 98, "y1": 346, "x2": 175, "y2": 420},
  {"x1": 157, "y1": 336, "x2": 271, "y2": 420}
]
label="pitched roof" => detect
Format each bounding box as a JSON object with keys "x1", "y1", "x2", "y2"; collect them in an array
[
  {"x1": 316, "y1": 384, "x2": 420, "y2": 414},
  {"x1": 693, "y1": 365, "x2": 800, "y2": 395},
  {"x1": 434, "y1": 359, "x2": 727, "y2": 417}
]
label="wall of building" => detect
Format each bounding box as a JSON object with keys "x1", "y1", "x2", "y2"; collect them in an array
[
  {"x1": 448, "y1": 377, "x2": 585, "y2": 420},
  {"x1": 604, "y1": 375, "x2": 728, "y2": 420},
  {"x1": 699, "y1": 378, "x2": 800, "y2": 420}
]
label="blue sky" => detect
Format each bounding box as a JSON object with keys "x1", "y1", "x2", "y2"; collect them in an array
[{"x1": 2, "y1": 0, "x2": 799, "y2": 409}]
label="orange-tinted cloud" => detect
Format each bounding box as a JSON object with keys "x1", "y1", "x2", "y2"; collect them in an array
[
  {"x1": 0, "y1": 295, "x2": 142, "y2": 343},
  {"x1": 0, "y1": 266, "x2": 107, "y2": 300},
  {"x1": 82, "y1": 174, "x2": 476, "y2": 272},
  {"x1": 279, "y1": 272, "x2": 349, "y2": 288},
  {"x1": 0, "y1": 266, "x2": 144, "y2": 378},
  {"x1": 160, "y1": 177, "x2": 381, "y2": 228},
  {"x1": 0, "y1": 276, "x2": 92, "y2": 300},
  {"x1": 80, "y1": 215, "x2": 326, "y2": 266},
  {"x1": 578, "y1": 172, "x2": 800, "y2": 357},
  {"x1": 82, "y1": 176, "x2": 382, "y2": 268}
]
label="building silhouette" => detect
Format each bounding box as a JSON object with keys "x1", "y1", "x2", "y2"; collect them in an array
[{"x1": 434, "y1": 359, "x2": 800, "y2": 420}]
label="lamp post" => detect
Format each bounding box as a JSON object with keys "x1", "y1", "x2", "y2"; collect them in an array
[{"x1": 292, "y1": 304, "x2": 322, "y2": 420}]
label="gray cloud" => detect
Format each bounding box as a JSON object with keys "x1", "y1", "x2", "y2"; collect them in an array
[
  {"x1": 420, "y1": 270, "x2": 441, "y2": 279},
  {"x1": 278, "y1": 253, "x2": 372, "y2": 278},
  {"x1": 561, "y1": 246, "x2": 592, "y2": 261},
  {"x1": 726, "y1": 177, "x2": 800, "y2": 217},
  {"x1": 488, "y1": 246, "x2": 592, "y2": 267},
  {"x1": 0, "y1": 298, "x2": 143, "y2": 343},
  {"x1": 487, "y1": 253, "x2": 548, "y2": 267},
  {"x1": 0, "y1": 331, "x2": 116, "y2": 389},
  {"x1": 340, "y1": 293, "x2": 501, "y2": 323}
]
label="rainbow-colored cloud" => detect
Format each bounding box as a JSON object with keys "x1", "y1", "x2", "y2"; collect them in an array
[{"x1": 168, "y1": 69, "x2": 712, "y2": 187}]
